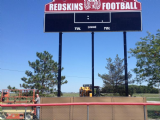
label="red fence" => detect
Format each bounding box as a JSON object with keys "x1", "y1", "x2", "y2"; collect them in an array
[{"x1": 1, "y1": 102, "x2": 160, "y2": 107}]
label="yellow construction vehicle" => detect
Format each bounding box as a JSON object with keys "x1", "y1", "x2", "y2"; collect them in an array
[{"x1": 79, "y1": 84, "x2": 100, "y2": 97}]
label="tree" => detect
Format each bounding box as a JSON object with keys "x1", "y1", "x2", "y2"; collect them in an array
[
  {"x1": 21, "y1": 51, "x2": 68, "y2": 96},
  {"x1": 98, "y1": 54, "x2": 132, "y2": 96},
  {"x1": 129, "y1": 30, "x2": 160, "y2": 87},
  {"x1": 7, "y1": 85, "x2": 16, "y2": 90}
]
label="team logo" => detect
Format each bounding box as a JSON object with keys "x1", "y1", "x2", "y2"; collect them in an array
[{"x1": 84, "y1": 0, "x2": 101, "y2": 10}]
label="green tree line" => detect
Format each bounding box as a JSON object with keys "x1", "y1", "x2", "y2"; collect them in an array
[{"x1": 101, "y1": 85, "x2": 159, "y2": 95}]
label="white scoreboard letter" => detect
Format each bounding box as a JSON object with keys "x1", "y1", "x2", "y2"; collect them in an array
[
  {"x1": 63, "y1": 3, "x2": 66, "y2": 10},
  {"x1": 106, "y1": 3, "x2": 110, "y2": 10},
  {"x1": 111, "y1": 3, "x2": 115, "y2": 10},
  {"x1": 121, "y1": 2, "x2": 125, "y2": 9},
  {"x1": 116, "y1": 2, "x2": 120, "y2": 9},
  {"x1": 54, "y1": 4, "x2": 57, "y2": 10},
  {"x1": 102, "y1": 3, "x2": 105, "y2": 10},
  {"x1": 58, "y1": 4, "x2": 62, "y2": 10},
  {"x1": 49, "y1": 4, "x2": 53, "y2": 10},
  {"x1": 79, "y1": 3, "x2": 83, "y2": 10},
  {"x1": 134, "y1": 2, "x2": 137, "y2": 9}
]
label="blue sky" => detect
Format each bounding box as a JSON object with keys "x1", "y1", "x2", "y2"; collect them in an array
[{"x1": 0, "y1": 0, "x2": 160, "y2": 92}]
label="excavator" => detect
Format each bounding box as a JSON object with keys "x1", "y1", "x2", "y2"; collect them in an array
[{"x1": 79, "y1": 84, "x2": 100, "y2": 97}]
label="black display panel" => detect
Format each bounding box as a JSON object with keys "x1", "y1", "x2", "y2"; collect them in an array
[{"x1": 44, "y1": 12, "x2": 142, "y2": 32}]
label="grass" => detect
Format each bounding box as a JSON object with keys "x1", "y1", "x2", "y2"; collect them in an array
[
  {"x1": 148, "y1": 110, "x2": 160, "y2": 119},
  {"x1": 147, "y1": 105, "x2": 160, "y2": 111},
  {"x1": 147, "y1": 105, "x2": 160, "y2": 119},
  {"x1": 133, "y1": 93, "x2": 160, "y2": 97},
  {"x1": 147, "y1": 98, "x2": 160, "y2": 101},
  {"x1": 62, "y1": 93, "x2": 160, "y2": 98},
  {"x1": 62, "y1": 93, "x2": 79, "y2": 97}
]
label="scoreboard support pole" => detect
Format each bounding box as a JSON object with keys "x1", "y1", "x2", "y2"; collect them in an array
[
  {"x1": 58, "y1": 32, "x2": 62, "y2": 97},
  {"x1": 123, "y1": 32, "x2": 128, "y2": 96},
  {"x1": 92, "y1": 32, "x2": 94, "y2": 97}
]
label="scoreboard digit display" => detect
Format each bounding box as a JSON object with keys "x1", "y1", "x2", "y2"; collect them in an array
[
  {"x1": 74, "y1": 13, "x2": 111, "y2": 23},
  {"x1": 44, "y1": 0, "x2": 142, "y2": 32}
]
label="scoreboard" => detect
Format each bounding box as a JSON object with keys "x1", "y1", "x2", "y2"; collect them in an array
[{"x1": 44, "y1": 0, "x2": 142, "y2": 32}]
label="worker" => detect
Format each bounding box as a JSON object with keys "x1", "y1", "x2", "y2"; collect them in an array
[
  {"x1": 80, "y1": 88, "x2": 83, "y2": 97},
  {"x1": 34, "y1": 94, "x2": 40, "y2": 119},
  {"x1": 98, "y1": 88, "x2": 100, "y2": 96}
]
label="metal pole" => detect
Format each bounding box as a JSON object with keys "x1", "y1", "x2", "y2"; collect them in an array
[
  {"x1": 87, "y1": 105, "x2": 89, "y2": 120},
  {"x1": 144, "y1": 106, "x2": 146, "y2": 120},
  {"x1": 92, "y1": 32, "x2": 94, "y2": 97},
  {"x1": 158, "y1": 82, "x2": 160, "y2": 98},
  {"x1": 25, "y1": 107, "x2": 27, "y2": 120},
  {"x1": 123, "y1": 32, "x2": 128, "y2": 96},
  {"x1": 58, "y1": 32, "x2": 62, "y2": 97}
]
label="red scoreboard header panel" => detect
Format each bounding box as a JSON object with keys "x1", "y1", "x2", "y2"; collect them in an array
[{"x1": 44, "y1": 0, "x2": 142, "y2": 32}]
